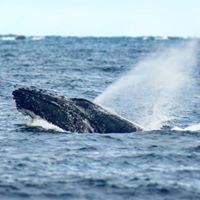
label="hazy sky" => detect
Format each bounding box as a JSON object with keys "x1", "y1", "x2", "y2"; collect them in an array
[{"x1": 0, "y1": 0, "x2": 199, "y2": 36}]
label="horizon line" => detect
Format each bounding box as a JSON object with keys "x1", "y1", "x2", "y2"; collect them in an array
[{"x1": 0, "y1": 33, "x2": 199, "y2": 38}]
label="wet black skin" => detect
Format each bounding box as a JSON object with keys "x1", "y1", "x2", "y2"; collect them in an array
[{"x1": 12, "y1": 88, "x2": 143, "y2": 133}]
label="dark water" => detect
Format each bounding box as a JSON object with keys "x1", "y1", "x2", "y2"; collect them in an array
[{"x1": 0, "y1": 35, "x2": 200, "y2": 199}]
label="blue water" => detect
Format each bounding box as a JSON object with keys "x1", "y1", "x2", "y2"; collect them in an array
[{"x1": 0, "y1": 35, "x2": 200, "y2": 199}]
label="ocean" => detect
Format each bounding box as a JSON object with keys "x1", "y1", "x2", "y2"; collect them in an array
[{"x1": 0, "y1": 35, "x2": 200, "y2": 199}]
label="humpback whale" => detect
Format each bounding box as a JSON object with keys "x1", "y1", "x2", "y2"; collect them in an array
[{"x1": 12, "y1": 88, "x2": 143, "y2": 133}]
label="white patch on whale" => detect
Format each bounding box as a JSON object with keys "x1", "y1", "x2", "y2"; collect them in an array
[
  {"x1": 26, "y1": 117, "x2": 66, "y2": 132},
  {"x1": 18, "y1": 108, "x2": 66, "y2": 132}
]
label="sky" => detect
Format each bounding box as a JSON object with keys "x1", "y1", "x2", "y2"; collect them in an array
[{"x1": 0, "y1": 0, "x2": 199, "y2": 36}]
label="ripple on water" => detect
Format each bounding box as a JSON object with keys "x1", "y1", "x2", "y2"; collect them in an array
[{"x1": 0, "y1": 37, "x2": 200, "y2": 199}]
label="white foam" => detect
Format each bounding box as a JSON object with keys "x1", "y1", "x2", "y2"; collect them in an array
[
  {"x1": 173, "y1": 123, "x2": 200, "y2": 132},
  {"x1": 30, "y1": 36, "x2": 45, "y2": 41},
  {"x1": 95, "y1": 40, "x2": 198, "y2": 130},
  {"x1": 26, "y1": 117, "x2": 66, "y2": 132},
  {"x1": 156, "y1": 36, "x2": 169, "y2": 40},
  {"x1": 0, "y1": 36, "x2": 15, "y2": 41}
]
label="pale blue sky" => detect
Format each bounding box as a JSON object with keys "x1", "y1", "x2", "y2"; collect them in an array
[{"x1": 0, "y1": 0, "x2": 199, "y2": 36}]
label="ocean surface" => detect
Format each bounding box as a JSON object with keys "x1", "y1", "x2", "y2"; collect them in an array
[{"x1": 0, "y1": 35, "x2": 200, "y2": 200}]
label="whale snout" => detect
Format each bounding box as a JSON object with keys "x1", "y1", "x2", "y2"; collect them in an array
[
  {"x1": 12, "y1": 89, "x2": 25, "y2": 109},
  {"x1": 12, "y1": 88, "x2": 41, "y2": 112}
]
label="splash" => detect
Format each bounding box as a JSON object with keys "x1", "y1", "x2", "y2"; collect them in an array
[
  {"x1": 95, "y1": 40, "x2": 198, "y2": 130},
  {"x1": 26, "y1": 117, "x2": 66, "y2": 132},
  {"x1": 173, "y1": 123, "x2": 200, "y2": 132}
]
